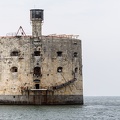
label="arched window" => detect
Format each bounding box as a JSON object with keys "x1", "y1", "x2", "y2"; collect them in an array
[
  {"x1": 11, "y1": 51, "x2": 19, "y2": 56},
  {"x1": 34, "y1": 51, "x2": 40, "y2": 56},
  {"x1": 11, "y1": 67, "x2": 18, "y2": 72},
  {"x1": 34, "y1": 67, "x2": 41, "y2": 76},
  {"x1": 57, "y1": 67, "x2": 63, "y2": 73}
]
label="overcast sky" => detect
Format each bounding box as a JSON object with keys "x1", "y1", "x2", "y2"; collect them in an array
[{"x1": 0, "y1": 0, "x2": 120, "y2": 96}]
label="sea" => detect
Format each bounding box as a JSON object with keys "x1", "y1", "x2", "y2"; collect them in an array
[{"x1": 0, "y1": 96, "x2": 120, "y2": 120}]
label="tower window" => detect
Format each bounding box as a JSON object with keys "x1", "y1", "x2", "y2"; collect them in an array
[
  {"x1": 34, "y1": 51, "x2": 40, "y2": 56},
  {"x1": 57, "y1": 67, "x2": 63, "y2": 73},
  {"x1": 11, "y1": 51, "x2": 19, "y2": 56},
  {"x1": 57, "y1": 51, "x2": 62, "y2": 57},
  {"x1": 11, "y1": 67, "x2": 18, "y2": 72},
  {"x1": 74, "y1": 52, "x2": 78, "y2": 57}
]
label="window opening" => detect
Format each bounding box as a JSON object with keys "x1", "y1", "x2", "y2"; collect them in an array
[
  {"x1": 11, "y1": 67, "x2": 18, "y2": 72},
  {"x1": 74, "y1": 52, "x2": 78, "y2": 57},
  {"x1": 35, "y1": 84, "x2": 39, "y2": 89},
  {"x1": 57, "y1": 51, "x2": 62, "y2": 57},
  {"x1": 75, "y1": 67, "x2": 78, "y2": 73},
  {"x1": 57, "y1": 67, "x2": 63, "y2": 73},
  {"x1": 34, "y1": 51, "x2": 40, "y2": 56},
  {"x1": 11, "y1": 51, "x2": 19, "y2": 56},
  {"x1": 34, "y1": 67, "x2": 41, "y2": 76},
  {"x1": 73, "y1": 42, "x2": 77, "y2": 45}
]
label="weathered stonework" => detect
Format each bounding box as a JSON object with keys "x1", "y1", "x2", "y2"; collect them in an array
[{"x1": 0, "y1": 9, "x2": 83, "y2": 105}]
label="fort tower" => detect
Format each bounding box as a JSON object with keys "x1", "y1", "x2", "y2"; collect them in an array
[{"x1": 30, "y1": 9, "x2": 44, "y2": 37}]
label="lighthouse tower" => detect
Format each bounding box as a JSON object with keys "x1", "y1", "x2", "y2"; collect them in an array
[{"x1": 30, "y1": 9, "x2": 44, "y2": 37}]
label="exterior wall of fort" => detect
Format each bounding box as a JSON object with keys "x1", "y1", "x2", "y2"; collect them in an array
[{"x1": 0, "y1": 36, "x2": 83, "y2": 104}]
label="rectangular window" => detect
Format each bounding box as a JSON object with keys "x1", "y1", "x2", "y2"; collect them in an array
[
  {"x1": 11, "y1": 51, "x2": 19, "y2": 56},
  {"x1": 57, "y1": 51, "x2": 62, "y2": 57},
  {"x1": 34, "y1": 51, "x2": 40, "y2": 56}
]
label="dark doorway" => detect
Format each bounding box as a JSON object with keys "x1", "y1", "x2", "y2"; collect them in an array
[
  {"x1": 35, "y1": 84, "x2": 39, "y2": 89},
  {"x1": 34, "y1": 67, "x2": 41, "y2": 76}
]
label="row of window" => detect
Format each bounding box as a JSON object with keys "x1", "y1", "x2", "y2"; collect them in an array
[
  {"x1": 10, "y1": 51, "x2": 78, "y2": 57},
  {"x1": 10, "y1": 66, "x2": 78, "y2": 73}
]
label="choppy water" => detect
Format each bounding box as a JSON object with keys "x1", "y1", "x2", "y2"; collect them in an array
[{"x1": 0, "y1": 96, "x2": 120, "y2": 120}]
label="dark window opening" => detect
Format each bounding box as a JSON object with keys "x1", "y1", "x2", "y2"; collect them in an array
[
  {"x1": 74, "y1": 42, "x2": 77, "y2": 45},
  {"x1": 34, "y1": 51, "x2": 40, "y2": 56},
  {"x1": 57, "y1": 67, "x2": 63, "y2": 73},
  {"x1": 35, "y1": 84, "x2": 39, "y2": 89},
  {"x1": 34, "y1": 67, "x2": 41, "y2": 76},
  {"x1": 75, "y1": 67, "x2": 78, "y2": 73},
  {"x1": 11, "y1": 51, "x2": 19, "y2": 56},
  {"x1": 11, "y1": 67, "x2": 18, "y2": 72},
  {"x1": 74, "y1": 52, "x2": 78, "y2": 57},
  {"x1": 32, "y1": 11, "x2": 43, "y2": 19},
  {"x1": 57, "y1": 51, "x2": 62, "y2": 57}
]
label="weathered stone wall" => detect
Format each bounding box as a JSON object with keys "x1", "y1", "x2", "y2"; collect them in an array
[
  {"x1": 0, "y1": 36, "x2": 83, "y2": 104},
  {"x1": 40, "y1": 36, "x2": 83, "y2": 95},
  {"x1": 0, "y1": 36, "x2": 33, "y2": 95},
  {"x1": 0, "y1": 95, "x2": 83, "y2": 105}
]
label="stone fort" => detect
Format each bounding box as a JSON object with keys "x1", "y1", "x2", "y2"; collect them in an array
[{"x1": 0, "y1": 9, "x2": 83, "y2": 105}]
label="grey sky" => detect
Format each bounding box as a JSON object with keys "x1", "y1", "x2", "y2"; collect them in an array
[{"x1": 0, "y1": 0, "x2": 120, "y2": 96}]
